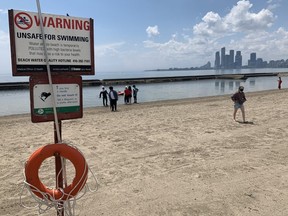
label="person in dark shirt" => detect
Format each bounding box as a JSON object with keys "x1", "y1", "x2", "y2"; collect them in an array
[
  {"x1": 99, "y1": 86, "x2": 109, "y2": 107},
  {"x1": 231, "y1": 86, "x2": 247, "y2": 123},
  {"x1": 278, "y1": 77, "x2": 282, "y2": 90},
  {"x1": 132, "y1": 85, "x2": 139, "y2": 103},
  {"x1": 108, "y1": 86, "x2": 118, "y2": 111}
]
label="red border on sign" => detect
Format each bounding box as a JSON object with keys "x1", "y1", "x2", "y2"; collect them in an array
[
  {"x1": 29, "y1": 75, "x2": 83, "y2": 123},
  {"x1": 14, "y1": 12, "x2": 33, "y2": 30}
]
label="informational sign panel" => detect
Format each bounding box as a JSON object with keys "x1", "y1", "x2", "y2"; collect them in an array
[
  {"x1": 8, "y1": 10, "x2": 95, "y2": 76},
  {"x1": 30, "y1": 75, "x2": 83, "y2": 123}
]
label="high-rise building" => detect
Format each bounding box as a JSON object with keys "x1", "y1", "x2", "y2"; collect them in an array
[
  {"x1": 235, "y1": 51, "x2": 242, "y2": 68},
  {"x1": 221, "y1": 47, "x2": 225, "y2": 68},
  {"x1": 248, "y1": 52, "x2": 257, "y2": 67},
  {"x1": 251, "y1": 53, "x2": 256, "y2": 61},
  {"x1": 214, "y1": 51, "x2": 220, "y2": 69},
  {"x1": 224, "y1": 54, "x2": 230, "y2": 68},
  {"x1": 256, "y1": 58, "x2": 263, "y2": 68},
  {"x1": 229, "y1": 50, "x2": 234, "y2": 68}
]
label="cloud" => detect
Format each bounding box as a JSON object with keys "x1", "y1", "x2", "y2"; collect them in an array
[
  {"x1": 142, "y1": 0, "x2": 287, "y2": 68},
  {"x1": 146, "y1": 25, "x2": 160, "y2": 38},
  {"x1": 193, "y1": 0, "x2": 275, "y2": 37},
  {"x1": 193, "y1": 12, "x2": 226, "y2": 37},
  {"x1": 95, "y1": 42, "x2": 125, "y2": 57},
  {"x1": 0, "y1": 30, "x2": 9, "y2": 44},
  {"x1": 267, "y1": 0, "x2": 282, "y2": 10},
  {"x1": 237, "y1": 27, "x2": 288, "y2": 59},
  {"x1": 0, "y1": 9, "x2": 7, "y2": 14},
  {"x1": 0, "y1": 31, "x2": 11, "y2": 75},
  {"x1": 143, "y1": 36, "x2": 216, "y2": 67}
]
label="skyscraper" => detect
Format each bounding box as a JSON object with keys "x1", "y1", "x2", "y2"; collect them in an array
[
  {"x1": 221, "y1": 47, "x2": 225, "y2": 68},
  {"x1": 229, "y1": 50, "x2": 234, "y2": 68},
  {"x1": 248, "y1": 53, "x2": 257, "y2": 67},
  {"x1": 224, "y1": 54, "x2": 229, "y2": 68},
  {"x1": 214, "y1": 51, "x2": 220, "y2": 69},
  {"x1": 235, "y1": 51, "x2": 242, "y2": 68}
]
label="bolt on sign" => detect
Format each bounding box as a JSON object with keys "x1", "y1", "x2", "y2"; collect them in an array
[
  {"x1": 30, "y1": 75, "x2": 83, "y2": 123},
  {"x1": 8, "y1": 10, "x2": 95, "y2": 76}
]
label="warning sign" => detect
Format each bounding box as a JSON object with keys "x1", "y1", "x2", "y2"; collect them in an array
[
  {"x1": 9, "y1": 9, "x2": 95, "y2": 76},
  {"x1": 30, "y1": 75, "x2": 83, "y2": 123}
]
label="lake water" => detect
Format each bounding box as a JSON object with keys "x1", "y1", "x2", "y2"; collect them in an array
[
  {"x1": 1, "y1": 68, "x2": 287, "y2": 116},
  {"x1": 1, "y1": 68, "x2": 288, "y2": 82}
]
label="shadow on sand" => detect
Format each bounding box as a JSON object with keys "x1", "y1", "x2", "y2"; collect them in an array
[{"x1": 237, "y1": 121, "x2": 254, "y2": 125}]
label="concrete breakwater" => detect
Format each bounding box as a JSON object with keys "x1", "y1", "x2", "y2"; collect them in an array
[{"x1": 0, "y1": 72, "x2": 278, "y2": 90}]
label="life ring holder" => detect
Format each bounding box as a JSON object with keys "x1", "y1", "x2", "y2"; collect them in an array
[{"x1": 25, "y1": 143, "x2": 88, "y2": 200}]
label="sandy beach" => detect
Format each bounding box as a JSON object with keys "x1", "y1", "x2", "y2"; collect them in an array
[{"x1": 1, "y1": 89, "x2": 288, "y2": 216}]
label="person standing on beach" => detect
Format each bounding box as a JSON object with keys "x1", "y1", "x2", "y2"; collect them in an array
[
  {"x1": 124, "y1": 86, "x2": 129, "y2": 104},
  {"x1": 132, "y1": 84, "x2": 139, "y2": 103},
  {"x1": 278, "y1": 77, "x2": 282, "y2": 90},
  {"x1": 124, "y1": 86, "x2": 132, "y2": 104},
  {"x1": 99, "y1": 86, "x2": 109, "y2": 107},
  {"x1": 128, "y1": 86, "x2": 132, "y2": 104},
  {"x1": 108, "y1": 86, "x2": 118, "y2": 111},
  {"x1": 231, "y1": 86, "x2": 247, "y2": 123}
]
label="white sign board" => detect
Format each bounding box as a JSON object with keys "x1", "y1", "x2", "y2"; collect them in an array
[
  {"x1": 33, "y1": 84, "x2": 80, "y2": 115},
  {"x1": 9, "y1": 10, "x2": 95, "y2": 75}
]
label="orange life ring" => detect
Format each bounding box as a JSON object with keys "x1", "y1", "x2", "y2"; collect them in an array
[{"x1": 25, "y1": 143, "x2": 88, "y2": 200}]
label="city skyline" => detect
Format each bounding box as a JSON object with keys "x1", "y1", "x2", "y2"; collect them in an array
[
  {"x1": 214, "y1": 47, "x2": 288, "y2": 69},
  {"x1": 150, "y1": 47, "x2": 288, "y2": 71}
]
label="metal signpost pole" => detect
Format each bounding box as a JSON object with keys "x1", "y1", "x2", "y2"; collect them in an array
[{"x1": 54, "y1": 121, "x2": 64, "y2": 216}]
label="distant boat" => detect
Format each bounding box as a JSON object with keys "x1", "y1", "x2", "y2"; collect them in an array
[{"x1": 118, "y1": 91, "x2": 124, "y2": 96}]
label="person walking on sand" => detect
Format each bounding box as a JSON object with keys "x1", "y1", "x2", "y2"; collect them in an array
[
  {"x1": 108, "y1": 86, "x2": 118, "y2": 112},
  {"x1": 132, "y1": 84, "x2": 139, "y2": 103},
  {"x1": 231, "y1": 86, "x2": 247, "y2": 123},
  {"x1": 278, "y1": 77, "x2": 282, "y2": 90},
  {"x1": 99, "y1": 86, "x2": 109, "y2": 107}
]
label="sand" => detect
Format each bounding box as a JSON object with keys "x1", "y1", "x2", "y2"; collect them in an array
[{"x1": 1, "y1": 89, "x2": 288, "y2": 216}]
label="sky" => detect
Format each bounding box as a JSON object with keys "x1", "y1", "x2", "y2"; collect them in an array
[{"x1": 0, "y1": 0, "x2": 288, "y2": 74}]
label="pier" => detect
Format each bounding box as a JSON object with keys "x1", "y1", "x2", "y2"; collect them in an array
[{"x1": 0, "y1": 72, "x2": 280, "y2": 90}]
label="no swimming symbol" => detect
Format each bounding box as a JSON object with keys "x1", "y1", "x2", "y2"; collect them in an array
[{"x1": 14, "y1": 12, "x2": 33, "y2": 30}]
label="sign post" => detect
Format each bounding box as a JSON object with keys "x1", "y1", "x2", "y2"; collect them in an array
[
  {"x1": 54, "y1": 120, "x2": 64, "y2": 216},
  {"x1": 8, "y1": 1, "x2": 95, "y2": 215}
]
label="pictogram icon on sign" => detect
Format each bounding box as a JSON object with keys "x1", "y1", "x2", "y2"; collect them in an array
[
  {"x1": 14, "y1": 12, "x2": 33, "y2": 30},
  {"x1": 40, "y1": 92, "x2": 51, "y2": 102}
]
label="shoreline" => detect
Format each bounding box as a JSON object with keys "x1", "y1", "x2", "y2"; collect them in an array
[{"x1": 0, "y1": 88, "x2": 284, "y2": 118}]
